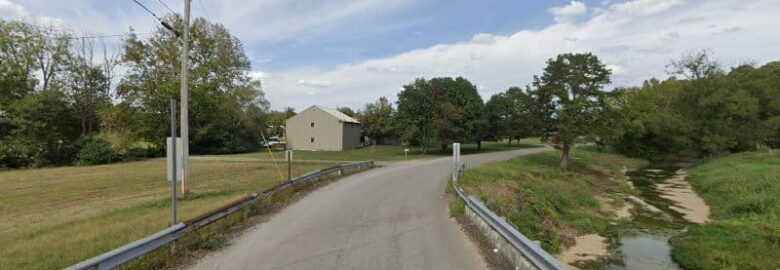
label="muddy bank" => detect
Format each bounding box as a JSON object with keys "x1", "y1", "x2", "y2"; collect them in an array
[
  {"x1": 557, "y1": 164, "x2": 711, "y2": 269},
  {"x1": 557, "y1": 234, "x2": 609, "y2": 270},
  {"x1": 656, "y1": 169, "x2": 710, "y2": 224}
]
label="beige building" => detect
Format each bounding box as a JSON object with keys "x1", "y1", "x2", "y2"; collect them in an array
[{"x1": 285, "y1": 105, "x2": 362, "y2": 151}]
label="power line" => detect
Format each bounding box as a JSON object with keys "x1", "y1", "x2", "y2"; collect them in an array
[
  {"x1": 130, "y1": 0, "x2": 164, "y2": 21},
  {"x1": 65, "y1": 32, "x2": 155, "y2": 40},
  {"x1": 9, "y1": 31, "x2": 155, "y2": 41},
  {"x1": 129, "y1": 0, "x2": 180, "y2": 37}
]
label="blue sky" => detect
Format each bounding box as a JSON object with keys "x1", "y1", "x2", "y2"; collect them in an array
[
  {"x1": 255, "y1": 1, "x2": 567, "y2": 70},
  {"x1": 2, "y1": 0, "x2": 779, "y2": 110}
]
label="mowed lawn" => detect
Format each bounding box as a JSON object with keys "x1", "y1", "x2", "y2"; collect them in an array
[
  {"x1": 0, "y1": 159, "x2": 329, "y2": 270},
  {"x1": 221, "y1": 139, "x2": 541, "y2": 162}
]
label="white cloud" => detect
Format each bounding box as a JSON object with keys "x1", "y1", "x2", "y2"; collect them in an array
[
  {"x1": 471, "y1": 33, "x2": 500, "y2": 44},
  {"x1": 0, "y1": 0, "x2": 62, "y2": 27},
  {"x1": 607, "y1": 0, "x2": 684, "y2": 17},
  {"x1": 296, "y1": 79, "x2": 333, "y2": 88},
  {"x1": 0, "y1": 0, "x2": 27, "y2": 18},
  {"x1": 257, "y1": 0, "x2": 780, "y2": 110},
  {"x1": 549, "y1": 1, "x2": 588, "y2": 24}
]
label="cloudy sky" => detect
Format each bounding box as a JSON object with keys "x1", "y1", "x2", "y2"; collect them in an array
[{"x1": 2, "y1": 0, "x2": 778, "y2": 110}]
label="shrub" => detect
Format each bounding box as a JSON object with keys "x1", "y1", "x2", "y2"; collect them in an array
[{"x1": 75, "y1": 137, "x2": 119, "y2": 165}]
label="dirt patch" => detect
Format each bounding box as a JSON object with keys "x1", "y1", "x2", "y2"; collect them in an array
[
  {"x1": 596, "y1": 196, "x2": 632, "y2": 221},
  {"x1": 656, "y1": 169, "x2": 710, "y2": 224},
  {"x1": 556, "y1": 234, "x2": 609, "y2": 270},
  {"x1": 627, "y1": 195, "x2": 663, "y2": 213}
]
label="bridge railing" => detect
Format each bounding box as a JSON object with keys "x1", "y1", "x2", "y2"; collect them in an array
[
  {"x1": 450, "y1": 144, "x2": 565, "y2": 270},
  {"x1": 65, "y1": 160, "x2": 374, "y2": 270}
]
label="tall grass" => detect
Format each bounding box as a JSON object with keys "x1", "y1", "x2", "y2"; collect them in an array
[
  {"x1": 670, "y1": 152, "x2": 780, "y2": 269},
  {"x1": 0, "y1": 159, "x2": 328, "y2": 269},
  {"x1": 458, "y1": 147, "x2": 646, "y2": 253}
]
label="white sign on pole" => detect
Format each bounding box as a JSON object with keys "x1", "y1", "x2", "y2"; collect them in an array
[
  {"x1": 285, "y1": 150, "x2": 293, "y2": 162},
  {"x1": 167, "y1": 137, "x2": 183, "y2": 181}
]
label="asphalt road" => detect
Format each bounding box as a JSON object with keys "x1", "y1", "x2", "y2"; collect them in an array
[{"x1": 189, "y1": 147, "x2": 551, "y2": 270}]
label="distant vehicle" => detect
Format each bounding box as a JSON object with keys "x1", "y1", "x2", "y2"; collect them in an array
[{"x1": 265, "y1": 136, "x2": 280, "y2": 146}]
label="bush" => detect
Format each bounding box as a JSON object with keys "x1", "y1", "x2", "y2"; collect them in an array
[{"x1": 75, "y1": 137, "x2": 119, "y2": 165}]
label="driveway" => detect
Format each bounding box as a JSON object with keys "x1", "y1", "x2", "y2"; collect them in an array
[{"x1": 189, "y1": 147, "x2": 552, "y2": 270}]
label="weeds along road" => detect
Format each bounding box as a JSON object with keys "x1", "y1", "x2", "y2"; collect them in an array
[{"x1": 189, "y1": 147, "x2": 552, "y2": 270}]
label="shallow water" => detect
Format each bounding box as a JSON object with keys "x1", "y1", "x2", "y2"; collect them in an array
[{"x1": 597, "y1": 163, "x2": 699, "y2": 270}]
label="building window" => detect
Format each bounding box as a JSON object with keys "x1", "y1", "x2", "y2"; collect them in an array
[{"x1": 310, "y1": 137, "x2": 315, "y2": 143}]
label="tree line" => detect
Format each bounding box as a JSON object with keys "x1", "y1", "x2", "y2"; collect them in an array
[
  {"x1": 347, "y1": 51, "x2": 779, "y2": 170},
  {"x1": 0, "y1": 17, "x2": 273, "y2": 168}
]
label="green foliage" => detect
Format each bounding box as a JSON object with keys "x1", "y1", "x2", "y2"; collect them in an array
[
  {"x1": 395, "y1": 78, "x2": 439, "y2": 153},
  {"x1": 395, "y1": 77, "x2": 488, "y2": 152},
  {"x1": 75, "y1": 136, "x2": 119, "y2": 165},
  {"x1": 357, "y1": 97, "x2": 395, "y2": 145},
  {"x1": 450, "y1": 198, "x2": 465, "y2": 217},
  {"x1": 118, "y1": 16, "x2": 269, "y2": 154},
  {"x1": 459, "y1": 148, "x2": 645, "y2": 253},
  {"x1": 1, "y1": 89, "x2": 81, "y2": 168},
  {"x1": 669, "y1": 152, "x2": 780, "y2": 269},
  {"x1": 612, "y1": 55, "x2": 780, "y2": 159},
  {"x1": 485, "y1": 87, "x2": 535, "y2": 143},
  {"x1": 530, "y1": 53, "x2": 612, "y2": 170},
  {"x1": 267, "y1": 107, "x2": 295, "y2": 137},
  {"x1": 336, "y1": 106, "x2": 356, "y2": 117}
]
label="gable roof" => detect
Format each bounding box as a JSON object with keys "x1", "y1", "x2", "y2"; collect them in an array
[{"x1": 310, "y1": 105, "x2": 361, "y2": 124}]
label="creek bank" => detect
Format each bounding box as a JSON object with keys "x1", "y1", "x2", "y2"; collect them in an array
[{"x1": 557, "y1": 163, "x2": 711, "y2": 270}]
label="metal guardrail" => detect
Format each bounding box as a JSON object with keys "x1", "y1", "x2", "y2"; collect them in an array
[
  {"x1": 452, "y1": 163, "x2": 566, "y2": 270},
  {"x1": 65, "y1": 160, "x2": 374, "y2": 270}
]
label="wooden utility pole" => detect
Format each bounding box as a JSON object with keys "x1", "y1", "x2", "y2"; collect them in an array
[{"x1": 180, "y1": 0, "x2": 191, "y2": 194}]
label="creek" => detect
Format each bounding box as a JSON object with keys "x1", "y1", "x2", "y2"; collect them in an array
[{"x1": 564, "y1": 162, "x2": 710, "y2": 270}]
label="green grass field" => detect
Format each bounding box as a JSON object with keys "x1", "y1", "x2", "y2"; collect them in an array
[
  {"x1": 669, "y1": 151, "x2": 780, "y2": 270},
  {"x1": 457, "y1": 147, "x2": 646, "y2": 253},
  {"x1": 0, "y1": 159, "x2": 329, "y2": 270},
  {"x1": 221, "y1": 139, "x2": 541, "y2": 162}
]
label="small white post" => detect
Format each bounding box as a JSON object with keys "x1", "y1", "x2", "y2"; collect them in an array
[
  {"x1": 452, "y1": 143, "x2": 461, "y2": 181},
  {"x1": 404, "y1": 148, "x2": 409, "y2": 159}
]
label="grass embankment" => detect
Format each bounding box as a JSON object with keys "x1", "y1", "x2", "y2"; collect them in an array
[
  {"x1": 458, "y1": 147, "x2": 646, "y2": 253},
  {"x1": 220, "y1": 139, "x2": 540, "y2": 162},
  {"x1": 669, "y1": 152, "x2": 780, "y2": 270},
  {"x1": 0, "y1": 159, "x2": 328, "y2": 269}
]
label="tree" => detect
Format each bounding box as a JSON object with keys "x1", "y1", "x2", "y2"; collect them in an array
[
  {"x1": 531, "y1": 53, "x2": 611, "y2": 170},
  {"x1": 666, "y1": 49, "x2": 723, "y2": 80},
  {"x1": 439, "y1": 77, "x2": 487, "y2": 150},
  {"x1": 485, "y1": 87, "x2": 535, "y2": 145},
  {"x1": 358, "y1": 97, "x2": 394, "y2": 145},
  {"x1": 336, "y1": 106, "x2": 356, "y2": 117},
  {"x1": 30, "y1": 23, "x2": 71, "y2": 92},
  {"x1": 268, "y1": 107, "x2": 295, "y2": 137},
  {"x1": 0, "y1": 21, "x2": 43, "y2": 107},
  {"x1": 118, "y1": 16, "x2": 269, "y2": 153},
  {"x1": 396, "y1": 77, "x2": 489, "y2": 151},
  {"x1": 63, "y1": 38, "x2": 111, "y2": 135},
  {"x1": 395, "y1": 79, "x2": 438, "y2": 153},
  {"x1": 1, "y1": 89, "x2": 80, "y2": 167}
]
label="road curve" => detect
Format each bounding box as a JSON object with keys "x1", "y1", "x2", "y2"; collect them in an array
[{"x1": 189, "y1": 147, "x2": 552, "y2": 270}]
